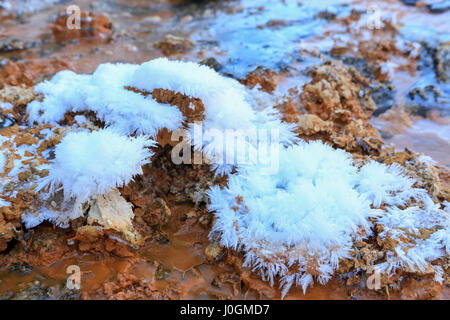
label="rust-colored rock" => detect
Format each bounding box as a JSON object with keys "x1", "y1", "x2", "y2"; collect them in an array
[
  {"x1": 300, "y1": 61, "x2": 374, "y2": 124},
  {"x1": 154, "y1": 34, "x2": 193, "y2": 56},
  {"x1": 0, "y1": 59, "x2": 72, "y2": 87},
  {"x1": 0, "y1": 222, "x2": 15, "y2": 252},
  {"x1": 277, "y1": 61, "x2": 383, "y2": 154},
  {"x1": 241, "y1": 66, "x2": 277, "y2": 93},
  {"x1": 52, "y1": 10, "x2": 112, "y2": 42}
]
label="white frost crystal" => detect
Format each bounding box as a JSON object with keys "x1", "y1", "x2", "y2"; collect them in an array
[
  {"x1": 27, "y1": 63, "x2": 184, "y2": 136},
  {"x1": 39, "y1": 129, "x2": 153, "y2": 211},
  {"x1": 27, "y1": 58, "x2": 297, "y2": 174},
  {"x1": 208, "y1": 141, "x2": 449, "y2": 295}
]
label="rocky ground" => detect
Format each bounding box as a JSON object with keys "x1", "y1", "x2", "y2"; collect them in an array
[{"x1": 0, "y1": 0, "x2": 449, "y2": 299}]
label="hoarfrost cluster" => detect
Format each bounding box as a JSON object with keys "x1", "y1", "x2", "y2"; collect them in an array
[
  {"x1": 1, "y1": 57, "x2": 445, "y2": 295},
  {"x1": 209, "y1": 143, "x2": 449, "y2": 295},
  {"x1": 28, "y1": 58, "x2": 297, "y2": 175},
  {"x1": 39, "y1": 129, "x2": 154, "y2": 213}
]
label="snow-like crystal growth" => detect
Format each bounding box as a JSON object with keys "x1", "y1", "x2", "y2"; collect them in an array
[
  {"x1": 27, "y1": 63, "x2": 184, "y2": 136},
  {"x1": 131, "y1": 58, "x2": 258, "y2": 132},
  {"x1": 208, "y1": 141, "x2": 449, "y2": 296},
  {"x1": 39, "y1": 129, "x2": 154, "y2": 208},
  {"x1": 131, "y1": 58, "x2": 299, "y2": 174},
  {"x1": 22, "y1": 208, "x2": 63, "y2": 229},
  {"x1": 27, "y1": 58, "x2": 297, "y2": 174},
  {"x1": 375, "y1": 199, "x2": 450, "y2": 277}
]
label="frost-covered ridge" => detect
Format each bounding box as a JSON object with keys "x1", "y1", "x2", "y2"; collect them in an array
[
  {"x1": 27, "y1": 63, "x2": 185, "y2": 136},
  {"x1": 21, "y1": 58, "x2": 296, "y2": 227},
  {"x1": 28, "y1": 58, "x2": 297, "y2": 175}
]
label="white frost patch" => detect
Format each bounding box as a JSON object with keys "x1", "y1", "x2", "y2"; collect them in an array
[
  {"x1": 379, "y1": 61, "x2": 398, "y2": 79},
  {"x1": 74, "y1": 115, "x2": 88, "y2": 125},
  {"x1": 0, "y1": 197, "x2": 10, "y2": 207},
  {"x1": 208, "y1": 141, "x2": 449, "y2": 296},
  {"x1": 0, "y1": 0, "x2": 60, "y2": 15},
  {"x1": 417, "y1": 154, "x2": 437, "y2": 165},
  {"x1": 376, "y1": 201, "x2": 450, "y2": 275},
  {"x1": 22, "y1": 208, "x2": 62, "y2": 229},
  {"x1": 27, "y1": 63, "x2": 184, "y2": 137},
  {"x1": 22, "y1": 58, "x2": 449, "y2": 294},
  {"x1": 131, "y1": 58, "x2": 258, "y2": 132},
  {"x1": 39, "y1": 129, "x2": 154, "y2": 211},
  {"x1": 0, "y1": 102, "x2": 13, "y2": 110},
  {"x1": 0, "y1": 151, "x2": 6, "y2": 174}
]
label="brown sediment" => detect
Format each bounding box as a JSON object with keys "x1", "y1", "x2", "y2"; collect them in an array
[
  {"x1": 101, "y1": 273, "x2": 179, "y2": 300},
  {"x1": 257, "y1": 19, "x2": 288, "y2": 30},
  {"x1": 0, "y1": 59, "x2": 73, "y2": 87},
  {"x1": 300, "y1": 61, "x2": 374, "y2": 123},
  {"x1": 0, "y1": 85, "x2": 38, "y2": 109},
  {"x1": 0, "y1": 123, "x2": 68, "y2": 256},
  {"x1": 399, "y1": 277, "x2": 445, "y2": 300},
  {"x1": 277, "y1": 60, "x2": 383, "y2": 155},
  {"x1": 151, "y1": 88, "x2": 206, "y2": 123},
  {"x1": 433, "y1": 41, "x2": 449, "y2": 83},
  {"x1": 0, "y1": 222, "x2": 15, "y2": 252},
  {"x1": 240, "y1": 66, "x2": 278, "y2": 93},
  {"x1": 323, "y1": 3, "x2": 425, "y2": 110}
]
